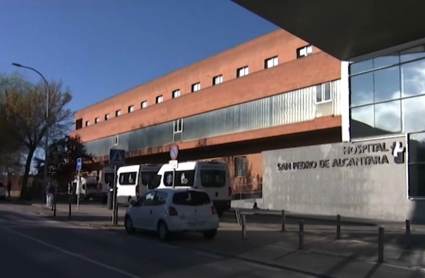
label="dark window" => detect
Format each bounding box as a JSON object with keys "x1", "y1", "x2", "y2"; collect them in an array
[
  {"x1": 0, "y1": 182, "x2": 4, "y2": 188},
  {"x1": 200, "y1": 169, "x2": 226, "y2": 188},
  {"x1": 104, "y1": 173, "x2": 114, "y2": 187},
  {"x1": 154, "y1": 191, "x2": 168, "y2": 206},
  {"x1": 141, "y1": 171, "x2": 157, "y2": 187},
  {"x1": 150, "y1": 175, "x2": 161, "y2": 189},
  {"x1": 115, "y1": 110, "x2": 121, "y2": 117},
  {"x1": 172, "y1": 191, "x2": 211, "y2": 206},
  {"x1": 234, "y1": 157, "x2": 248, "y2": 177},
  {"x1": 174, "y1": 119, "x2": 183, "y2": 133},
  {"x1": 163, "y1": 170, "x2": 195, "y2": 187},
  {"x1": 119, "y1": 172, "x2": 137, "y2": 185},
  {"x1": 75, "y1": 119, "x2": 83, "y2": 130},
  {"x1": 409, "y1": 132, "x2": 425, "y2": 198}
]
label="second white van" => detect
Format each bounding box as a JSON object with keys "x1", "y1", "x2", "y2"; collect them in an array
[
  {"x1": 116, "y1": 164, "x2": 162, "y2": 205},
  {"x1": 155, "y1": 161, "x2": 231, "y2": 216}
]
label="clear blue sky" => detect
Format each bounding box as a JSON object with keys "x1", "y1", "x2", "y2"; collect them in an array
[{"x1": 0, "y1": 0, "x2": 278, "y2": 112}]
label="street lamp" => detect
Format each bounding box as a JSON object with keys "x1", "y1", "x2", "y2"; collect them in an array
[{"x1": 12, "y1": 62, "x2": 50, "y2": 190}]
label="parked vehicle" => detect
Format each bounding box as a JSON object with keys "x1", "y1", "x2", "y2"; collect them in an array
[
  {"x1": 124, "y1": 188, "x2": 219, "y2": 240},
  {"x1": 116, "y1": 164, "x2": 162, "y2": 205},
  {"x1": 155, "y1": 161, "x2": 231, "y2": 216},
  {"x1": 100, "y1": 167, "x2": 115, "y2": 203},
  {"x1": 73, "y1": 176, "x2": 99, "y2": 200}
]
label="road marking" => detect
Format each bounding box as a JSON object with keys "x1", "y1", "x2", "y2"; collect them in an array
[
  {"x1": 0, "y1": 226, "x2": 143, "y2": 278},
  {"x1": 239, "y1": 260, "x2": 281, "y2": 272}
]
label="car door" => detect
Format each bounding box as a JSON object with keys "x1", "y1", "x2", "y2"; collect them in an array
[
  {"x1": 151, "y1": 191, "x2": 168, "y2": 224},
  {"x1": 129, "y1": 194, "x2": 148, "y2": 229},
  {"x1": 139, "y1": 191, "x2": 156, "y2": 230}
]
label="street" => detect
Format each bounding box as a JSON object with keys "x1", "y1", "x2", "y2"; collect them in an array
[{"x1": 0, "y1": 203, "x2": 313, "y2": 278}]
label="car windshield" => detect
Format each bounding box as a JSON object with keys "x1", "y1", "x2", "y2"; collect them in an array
[{"x1": 172, "y1": 191, "x2": 211, "y2": 206}]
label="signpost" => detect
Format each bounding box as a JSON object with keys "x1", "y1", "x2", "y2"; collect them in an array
[
  {"x1": 170, "y1": 145, "x2": 179, "y2": 188},
  {"x1": 109, "y1": 149, "x2": 126, "y2": 225},
  {"x1": 76, "y1": 158, "x2": 82, "y2": 210}
]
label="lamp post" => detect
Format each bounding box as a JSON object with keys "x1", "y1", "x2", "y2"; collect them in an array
[{"x1": 12, "y1": 63, "x2": 50, "y2": 191}]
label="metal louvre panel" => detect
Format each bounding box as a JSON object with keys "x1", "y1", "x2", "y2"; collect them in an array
[{"x1": 84, "y1": 80, "x2": 341, "y2": 157}]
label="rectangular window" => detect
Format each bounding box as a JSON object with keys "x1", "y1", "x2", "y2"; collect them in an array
[
  {"x1": 172, "y1": 90, "x2": 181, "y2": 98},
  {"x1": 200, "y1": 169, "x2": 226, "y2": 188},
  {"x1": 234, "y1": 156, "x2": 248, "y2": 177},
  {"x1": 95, "y1": 117, "x2": 100, "y2": 124},
  {"x1": 115, "y1": 110, "x2": 121, "y2": 117},
  {"x1": 409, "y1": 132, "x2": 425, "y2": 198},
  {"x1": 104, "y1": 114, "x2": 110, "y2": 121},
  {"x1": 75, "y1": 119, "x2": 83, "y2": 130},
  {"x1": 173, "y1": 119, "x2": 183, "y2": 133},
  {"x1": 316, "y1": 83, "x2": 331, "y2": 102},
  {"x1": 85, "y1": 120, "x2": 90, "y2": 127},
  {"x1": 163, "y1": 170, "x2": 195, "y2": 187},
  {"x1": 141, "y1": 101, "x2": 148, "y2": 108},
  {"x1": 156, "y1": 95, "x2": 163, "y2": 104},
  {"x1": 119, "y1": 172, "x2": 137, "y2": 185},
  {"x1": 212, "y1": 75, "x2": 223, "y2": 85},
  {"x1": 172, "y1": 191, "x2": 211, "y2": 206},
  {"x1": 128, "y1": 105, "x2": 134, "y2": 113},
  {"x1": 191, "y1": 83, "x2": 201, "y2": 92},
  {"x1": 265, "y1": 56, "x2": 278, "y2": 69},
  {"x1": 297, "y1": 45, "x2": 313, "y2": 58},
  {"x1": 237, "y1": 66, "x2": 249, "y2": 78}
]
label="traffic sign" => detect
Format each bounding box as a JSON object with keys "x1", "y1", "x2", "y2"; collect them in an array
[
  {"x1": 76, "y1": 158, "x2": 82, "y2": 171},
  {"x1": 170, "y1": 145, "x2": 179, "y2": 160},
  {"x1": 109, "y1": 149, "x2": 126, "y2": 166},
  {"x1": 169, "y1": 160, "x2": 178, "y2": 169}
]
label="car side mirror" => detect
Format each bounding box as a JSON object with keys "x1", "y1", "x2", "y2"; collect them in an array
[{"x1": 130, "y1": 200, "x2": 136, "y2": 206}]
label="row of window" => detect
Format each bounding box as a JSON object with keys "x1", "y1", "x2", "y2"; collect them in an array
[{"x1": 78, "y1": 45, "x2": 314, "y2": 129}]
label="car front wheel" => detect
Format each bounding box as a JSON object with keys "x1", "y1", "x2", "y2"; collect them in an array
[{"x1": 125, "y1": 216, "x2": 135, "y2": 234}]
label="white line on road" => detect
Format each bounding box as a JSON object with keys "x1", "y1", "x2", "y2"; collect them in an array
[{"x1": 0, "y1": 226, "x2": 143, "y2": 278}]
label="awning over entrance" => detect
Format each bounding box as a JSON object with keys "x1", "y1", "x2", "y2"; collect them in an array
[{"x1": 232, "y1": 0, "x2": 425, "y2": 61}]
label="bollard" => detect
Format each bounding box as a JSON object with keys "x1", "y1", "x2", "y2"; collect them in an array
[
  {"x1": 406, "y1": 219, "x2": 411, "y2": 235},
  {"x1": 299, "y1": 220, "x2": 304, "y2": 250},
  {"x1": 336, "y1": 214, "x2": 341, "y2": 239},
  {"x1": 281, "y1": 210, "x2": 286, "y2": 232},
  {"x1": 68, "y1": 195, "x2": 72, "y2": 220},
  {"x1": 241, "y1": 214, "x2": 246, "y2": 240},
  {"x1": 378, "y1": 227, "x2": 384, "y2": 263},
  {"x1": 53, "y1": 196, "x2": 57, "y2": 217},
  {"x1": 406, "y1": 219, "x2": 411, "y2": 249}
]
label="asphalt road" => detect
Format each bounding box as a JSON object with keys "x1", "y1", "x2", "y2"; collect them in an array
[{"x1": 0, "y1": 204, "x2": 314, "y2": 278}]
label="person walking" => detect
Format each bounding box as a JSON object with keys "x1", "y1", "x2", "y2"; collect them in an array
[{"x1": 6, "y1": 180, "x2": 11, "y2": 199}]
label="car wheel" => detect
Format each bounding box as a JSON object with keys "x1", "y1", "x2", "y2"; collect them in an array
[
  {"x1": 217, "y1": 209, "x2": 224, "y2": 218},
  {"x1": 125, "y1": 216, "x2": 135, "y2": 234},
  {"x1": 157, "y1": 221, "x2": 170, "y2": 241},
  {"x1": 203, "y1": 229, "x2": 217, "y2": 240}
]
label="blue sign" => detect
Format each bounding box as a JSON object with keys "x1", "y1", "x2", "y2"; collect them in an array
[
  {"x1": 109, "y1": 149, "x2": 126, "y2": 166},
  {"x1": 76, "y1": 158, "x2": 82, "y2": 171}
]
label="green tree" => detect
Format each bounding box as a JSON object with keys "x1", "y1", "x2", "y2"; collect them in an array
[
  {"x1": 35, "y1": 135, "x2": 94, "y2": 189},
  {"x1": 0, "y1": 73, "x2": 73, "y2": 199}
]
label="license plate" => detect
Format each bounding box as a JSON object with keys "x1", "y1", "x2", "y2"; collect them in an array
[{"x1": 188, "y1": 221, "x2": 205, "y2": 227}]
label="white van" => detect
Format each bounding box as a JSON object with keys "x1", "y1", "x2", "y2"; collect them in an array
[
  {"x1": 116, "y1": 164, "x2": 162, "y2": 205},
  {"x1": 155, "y1": 161, "x2": 231, "y2": 216},
  {"x1": 100, "y1": 167, "x2": 115, "y2": 203},
  {"x1": 73, "y1": 176, "x2": 99, "y2": 200}
]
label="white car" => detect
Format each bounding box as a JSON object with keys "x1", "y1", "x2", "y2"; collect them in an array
[
  {"x1": 124, "y1": 188, "x2": 219, "y2": 240},
  {"x1": 0, "y1": 182, "x2": 5, "y2": 200}
]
